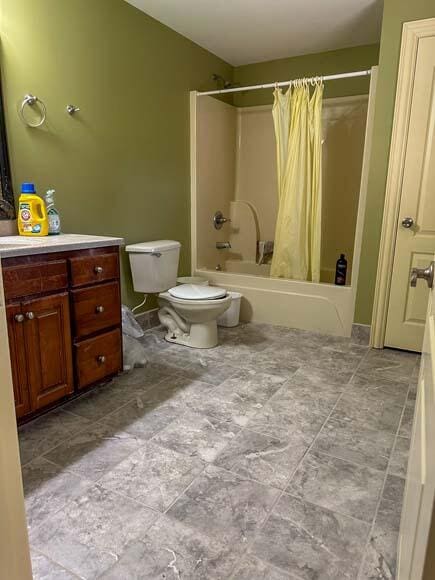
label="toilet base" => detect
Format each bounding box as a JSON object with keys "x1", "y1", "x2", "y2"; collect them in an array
[{"x1": 164, "y1": 320, "x2": 218, "y2": 349}]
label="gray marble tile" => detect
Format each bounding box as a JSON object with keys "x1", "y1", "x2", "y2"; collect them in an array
[
  {"x1": 287, "y1": 451, "x2": 384, "y2": 522},
  {"x1": 246, "y1": 399, "x2": 326, "y2": 442},
  {"x1": 31, "y1": 551, "x2": 79, "y2": 579},
  {"x1": 99, "y1": 441, "x2": 205, "y2": 511},
  {"x1": 351, "y1": 324, "x2": 371, "y2": 346},
  {"x1": 398, "y1": 404, "x2": 415, "y2": 438},
  {"x1": 358, "y1": 475, "x2": 404, "y2": 579},
  {"x1": 271, "y1": 379, "x2": 342, "y2": 416},
  {"x1": 62, "y1": 382, "x2": 137, "y2": 422},
  {"x1": 44, "y1": 422, "x2": 142, "y2": 481},
  {"x1": 138, "y1": 374, "x2": 215, "y2": 408},
  {"x1": 100, "y1": 396, "x2": 182, "y2": 441},
  {"x1": 231, "y1": 555, "x2": 295, "y2": 579},
  {"x1": 347, "y1": 374, "x2": 409, "y2": 406},
  {"x1": 215, "y1": 428, "x2": 310, "y2": 489},
  {"x1": 187, "y1": 391, "x2": 265, "y2": 427},
  {"x1": 23, "y1": 457, "x2": 91, "y2": 532},
  {"x1": 290, "y1": 366, "x2": 354, "y2": 388},
  {"x1": 167, "y1": 465, "x2": 279, "y2": 545},
  {"x1": 388, "y1": 436, "x2": 410, "y2": 478},
  {"x1": 357, "y1": 349, "x2": 417, "y2": 383},
  {"x1": 30, "y1": 484, "x2": 158, "y2": 579},
  {"x1": 311, "y1": 349, "x2": 366, "y2": 374},
  {"x1": 18, "y1": 409, "x2": 90, "y2": 466},
  {"x1": 313, "y1": 416, "x2": 395, "y2": 471},
  {"x1": 253, "y1": 493, "x2": 370, "y2": 579},
  {"x1": 153, "y1": 410, "x2": 240, "y2": 463},
  {"x1": 107, "y1": 360, "x2": 174, "y2": 392},
  {"x1": 213, "y1": 369, "x2": 287, "y2": 406},
  {"x1": 180, "y1": 358, "x2": 239, "y2": 386},
  {"x1": 332, "y1": 395, "x2": 403, "y2": 433},
  {"x1": 359, "y1": 526, "x2": 399, "y2": 580},
  {"x1": 376, "y1": 475, "x2": 405, "y2": 532},
  {"x1": 101, "y1": 514, "x2": 240, "y2": 580}
]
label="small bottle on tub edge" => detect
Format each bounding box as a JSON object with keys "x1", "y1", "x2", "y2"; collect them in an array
[{"x1": 335, "y1": 254, "x2": 347, "y2": 285}]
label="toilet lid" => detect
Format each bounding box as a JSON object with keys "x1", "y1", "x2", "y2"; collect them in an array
[{"x1": 168, "y1": 284, "x2": 227, "y2": 300}]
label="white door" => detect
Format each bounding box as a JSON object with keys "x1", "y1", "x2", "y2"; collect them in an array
[
  {"x1": 398, "y1": 259, "x2": 435, "y2": 579},
  {"x1": 385, "y1": 34, "x2": 435, "y2": 352}
]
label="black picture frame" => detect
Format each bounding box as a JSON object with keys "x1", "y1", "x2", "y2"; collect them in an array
[{"x1": 0, "y1": 80, "x2": 15, "y2": 219}]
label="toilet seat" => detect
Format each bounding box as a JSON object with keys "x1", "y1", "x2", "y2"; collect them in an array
[
  {"x1": 159, "y1": 290, "x2": 229, "y2": 306},
  {"x1": 168, "y1": 284, "x2": 227, "y2": 301}
]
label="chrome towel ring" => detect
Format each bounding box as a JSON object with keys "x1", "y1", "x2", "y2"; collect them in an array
[{"x1": 19, "y1": 94, "x2": 47, "y2": 128}]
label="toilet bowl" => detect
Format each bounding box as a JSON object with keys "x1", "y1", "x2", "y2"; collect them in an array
[
  {"x1": 158, "y1": 285, "x2": 231, "y2": 348},
  {"x1": 125, "y1": 240, "x2": 231, "y2": 349}
]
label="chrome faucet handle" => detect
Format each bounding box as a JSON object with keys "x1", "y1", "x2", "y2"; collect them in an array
[
  {"x1": 213, "y1": 211, "x2": 231, "y2": 230},
  {"x1": 410, "y1": 262, "x2": 434, "y2": 288}
]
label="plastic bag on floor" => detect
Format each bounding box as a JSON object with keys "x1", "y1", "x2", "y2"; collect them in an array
[
  {"x1": 121, "y1": 304, "x2": 147, "y2": 371},
  {"x1": 123, "y1": 333, "x2": 147, "y2": 372},
  {"x1": 122, "y1": 304, "x2": 144, "y2": 338}
]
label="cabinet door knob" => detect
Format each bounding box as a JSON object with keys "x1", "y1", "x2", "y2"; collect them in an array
[
  {"x1": 94, "y1": 266, "x2": 103, "y2": 274},
  {"x1": 95, "y1": 305, "x2": 105, "y2": 314},
  {"x1": 97, "y1": 355, "x2": 106, "y2": 364},
  {"x1": 25, "y1": 311, "x2": 35, "y2": 320},
  {"x1": 14, "y1": 313, "x2": 24, "y2": 323}
]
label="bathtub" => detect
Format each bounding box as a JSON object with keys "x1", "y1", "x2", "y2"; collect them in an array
[{"x1": 195, "y1": 262, "x2": 355, "y2": 336}]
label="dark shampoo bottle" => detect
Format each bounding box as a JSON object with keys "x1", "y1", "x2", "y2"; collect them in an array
[{"x1": 335, "y1": 254, "x2": 347, "y2": 285}]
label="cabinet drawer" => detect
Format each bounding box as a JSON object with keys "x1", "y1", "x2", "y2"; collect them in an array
[
  {"x1": 3, "y1": 260, "x2": 68, "y2": 301},
  {"x1": 71, "y1": 281, "x2": 121, "y2": 338},
  {"x1": 69, "y1": 252, "x2": 119, "y2": 287},
  {"x1": 74, "y1": 329, "x2": 122, "y2": 389}
]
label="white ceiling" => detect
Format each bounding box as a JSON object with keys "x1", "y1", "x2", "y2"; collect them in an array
[{"x1": 125, "y1": 0, "x2": 383, "y2": 66}]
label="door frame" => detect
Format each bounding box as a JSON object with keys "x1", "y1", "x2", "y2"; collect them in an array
[{"x1": 371, "y1": 17, "x2": 435, "y2": 348}]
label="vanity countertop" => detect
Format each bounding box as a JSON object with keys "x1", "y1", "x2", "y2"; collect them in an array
[{"x1": 0, "y1": 233, "x2": 124, "y2": 258}]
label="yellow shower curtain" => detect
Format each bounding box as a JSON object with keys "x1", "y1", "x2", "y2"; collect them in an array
[{"x1": 270, "y1": 80, "x2": 323, "y2": 282}]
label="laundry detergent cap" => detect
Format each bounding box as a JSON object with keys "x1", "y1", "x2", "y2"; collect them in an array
[{"x1": 21, "y1": 182, "x2": 36, "y2": 193}]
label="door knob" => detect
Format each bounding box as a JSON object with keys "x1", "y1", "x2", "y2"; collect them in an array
[
  {"x1": 14, "y1": 313, "x2": 24, "y2": 323},
  {"x1": 410, "y1": 262, "x2": 434, "y2": 288},
  {"x1": 402, "y1": 217, "x2": 414, "y2": 228},
  {"x1": 25, "y1": 311, "x2": 35, "y2": 320}
]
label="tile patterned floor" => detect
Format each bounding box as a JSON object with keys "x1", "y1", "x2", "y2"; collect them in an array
[{"x1": 19, "y1": 323, "x2": 419, "y2": 580}]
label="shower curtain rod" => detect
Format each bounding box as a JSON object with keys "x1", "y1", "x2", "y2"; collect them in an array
[{"x1": 197, "y1": 69, "x2": 371, "y2": 96}]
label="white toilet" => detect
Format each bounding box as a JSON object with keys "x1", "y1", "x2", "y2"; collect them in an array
[{"x1": 125, "y1": 240, "x2": 231, "y2": 348}]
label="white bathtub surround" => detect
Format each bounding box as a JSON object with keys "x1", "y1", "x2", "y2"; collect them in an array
[
  {"x1": 0, "y1": 233, "x2": 124, "y2": 258},
  {"x1": 190, "y1": 67, "x2": 378, "y2": 337}
]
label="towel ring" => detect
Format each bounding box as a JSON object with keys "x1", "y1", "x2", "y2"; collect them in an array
[{"x1": 19, "y1": 94, "x2": 47, "y2": 128}]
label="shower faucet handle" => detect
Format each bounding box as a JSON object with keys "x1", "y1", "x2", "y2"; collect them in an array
[{"x1": 213, "y1": 211, "x2": 231, "y2": 229}]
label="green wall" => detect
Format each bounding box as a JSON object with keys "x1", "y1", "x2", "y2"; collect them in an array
[
  {"x1": 355, "y1": 0, "x2": 435, "y2": 324},
  {"x1": 0, "y1": 0, "x2": 232, "y2": 310},
  {"x1": 233, "y1": 44, "x2": 380, "y2": 107},
  {"x1": 3, "y1": 0, "x2": 432, "y2": 327}
]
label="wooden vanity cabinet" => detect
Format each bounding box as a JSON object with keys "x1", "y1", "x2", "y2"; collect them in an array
[{"x1": 2, "y1": 246, "x2": 122, "y2": 421}]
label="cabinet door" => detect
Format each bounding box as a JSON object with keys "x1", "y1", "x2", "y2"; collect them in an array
[
  {"x1": 5, "y1": 304, "x2": 30, "y2": 418},
  {"x1": 22, "y1": 293, "x2": 74, "y2": 411}
]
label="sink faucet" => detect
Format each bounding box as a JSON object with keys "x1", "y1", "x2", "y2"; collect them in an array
[{"x1": 216, "y1": 241, "x2": 231, "y2": 249}]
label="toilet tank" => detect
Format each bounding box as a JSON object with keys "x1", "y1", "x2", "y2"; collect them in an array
[{"x1": 125, "y1": 240, "x2": 181, "y2": 293}]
